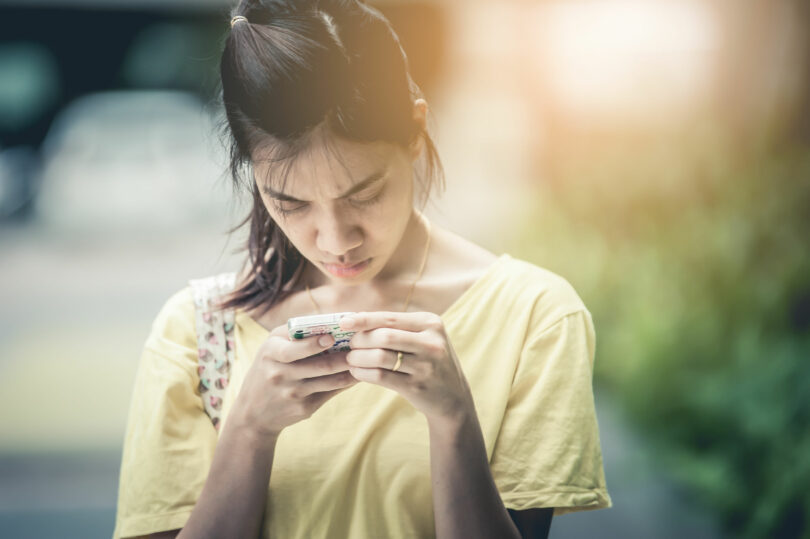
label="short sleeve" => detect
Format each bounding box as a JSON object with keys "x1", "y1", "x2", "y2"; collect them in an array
[
  {"x1": 113, "y1": 287, "x2": 217, "y2": 538},
  {"x1": 490, "y1": 310, "x2": 612, "y2": 516}
]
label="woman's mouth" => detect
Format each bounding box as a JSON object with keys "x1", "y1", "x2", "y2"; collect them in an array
[{"x1": 323, "y1": 258, "x2": 371, "y2": 278}]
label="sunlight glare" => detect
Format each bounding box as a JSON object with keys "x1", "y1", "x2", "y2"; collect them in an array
[{"x1": 536, "y1": 0, "x2": 719, "y2": 116}]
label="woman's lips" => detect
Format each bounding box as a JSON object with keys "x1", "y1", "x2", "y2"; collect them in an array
[{"x1": 323, "y1": 258, "x2": 371, "y2": 278}]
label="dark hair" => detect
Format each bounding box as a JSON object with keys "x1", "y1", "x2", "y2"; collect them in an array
[{"x1": 216, "y1": 0, "x2": 444, "y2": 317}]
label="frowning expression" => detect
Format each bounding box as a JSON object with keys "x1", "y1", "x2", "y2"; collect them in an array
[{"x1": 253, "y1": 131, "x2": 417, "y2": 285}]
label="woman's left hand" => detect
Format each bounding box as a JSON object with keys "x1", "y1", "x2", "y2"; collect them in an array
[{"x1": 340, "y1": 311, "x2": 476, "y2": 427}]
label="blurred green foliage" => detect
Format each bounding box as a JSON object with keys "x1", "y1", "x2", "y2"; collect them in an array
[{"x1": 510, "y1": 128, "x2": 810, "y2": 538}]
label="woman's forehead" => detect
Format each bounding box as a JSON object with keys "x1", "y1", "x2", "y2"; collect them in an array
[{"x1": 253, "y1": 134, "x2": 400, "y2": 196}]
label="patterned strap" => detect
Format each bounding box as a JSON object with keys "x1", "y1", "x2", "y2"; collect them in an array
[{"x1": 189, "y1": 272, "x2": 237, "y2": 432}]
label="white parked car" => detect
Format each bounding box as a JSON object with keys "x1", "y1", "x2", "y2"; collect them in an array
[{"x1": 35, "y1": 90, "x2": 239, "y2": 232}]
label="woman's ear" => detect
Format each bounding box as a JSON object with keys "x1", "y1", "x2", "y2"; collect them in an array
[{"x1": 409, "y1": 98, "x2": 428, "y2": 161}]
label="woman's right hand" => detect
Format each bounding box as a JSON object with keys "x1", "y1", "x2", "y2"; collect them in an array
[{"x1": 227, "y1": 324, "x2": 358, "y2": 441}]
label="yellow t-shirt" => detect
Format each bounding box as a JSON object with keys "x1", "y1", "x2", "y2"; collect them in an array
[{"x1": 113, "y1": 253, "x2": 611, "y2": 538}]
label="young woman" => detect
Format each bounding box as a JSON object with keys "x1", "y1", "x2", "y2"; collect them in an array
[{"x1": 113, "y1": 1, "x2": 611, "y2": 537}]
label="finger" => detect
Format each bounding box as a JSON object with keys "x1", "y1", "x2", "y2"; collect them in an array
[
  {"x1": 348, "y1": 327, "x2": 422, "y2": 353},
  {"x1": 346, "y1": 349, "x2": 414, "y2": 375},
  {"x1": 274, "y1": 333, "x2": 336, "y2": 363},
  {"x1": 339, "y1": 311, "x2": 435, "y2": 332},
  {"x1": 304, "y1": 381, "x2": 358, "y2": 408},
  {"x1": 298, "y1": 370, "x2": 357, "y2": 397},
  {"x1": 286, "y1": 351, "x2": 351, "y2": 379},
  {"x1": 270, "y1": 323, "x2": 288, "y2": 337},
  {"x1": 348, "y1": 366, "x2": 408, "y2": 389},
  {"x1": 259, "y1": 323, "x2": 297, "y2": 355}
]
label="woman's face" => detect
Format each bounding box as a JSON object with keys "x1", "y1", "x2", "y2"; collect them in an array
[{"x1": 253, "y1": 132, "x2": 420, "y2": 287}]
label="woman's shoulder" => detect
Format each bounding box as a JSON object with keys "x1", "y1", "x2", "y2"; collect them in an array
[
  {"x1": 144, "y1": 285, "x2": 197, "y2": 351},
  {"x1": 496, "y1": 256, "x2": 589, "y2": 330},
  {"x1": 153, "y1": 270, "x2": 239, "y2": 321},
  {"x1": 433, "y1": 226, "x2": 587, "y2": 324},
  {"x1": 438, "y1": 228, "x2": 581, "y2": 302},
  {"x1": 499, "y1": 256, "x2": 585, "y2": 306}
]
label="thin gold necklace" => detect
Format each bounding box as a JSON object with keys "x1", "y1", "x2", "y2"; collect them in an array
[{"x1": 305, "y1": 213, "x2": 432, "y2": 313}]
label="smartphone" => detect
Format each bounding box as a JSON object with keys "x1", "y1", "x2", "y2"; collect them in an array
[{"x1": 287, "y1": 312, "x2": 356, "y2": 353}]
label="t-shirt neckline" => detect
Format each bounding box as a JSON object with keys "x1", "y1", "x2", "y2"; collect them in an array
[{"x1": 236, "y1": 253, "x2": 510, "y2": 336}]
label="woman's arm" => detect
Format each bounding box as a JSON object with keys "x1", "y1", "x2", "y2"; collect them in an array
[
  {"x1": 174, "y1": 418, "x2": 279, "y2": 539},
  {"x1": 125, "y1": 420, "x2": 277, "y2": 539},
  {"x1": 175, "y1": 343, "x2": 353, "y2": 539},
  {"x1": 135, "y1": 421, "x2": 554, "y2": 539},
  {"x1": 340, "y1": 312, "x2": 550, "y2": 538},
  {"x1": 120, "y1": 329, "x2": 351, "y2": 539},
  {"x1": 428, "y1": 413, "x2": 523, "y2": 539}
]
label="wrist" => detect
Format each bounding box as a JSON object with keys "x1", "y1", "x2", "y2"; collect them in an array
[
  {"x1": 224, "y1": 406, "x2": 282, "y2": 450},
  {"x1": 427, "y1": 404, "x2": 477, "y2": 439}
]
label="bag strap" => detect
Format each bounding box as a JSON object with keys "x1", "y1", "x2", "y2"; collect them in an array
[{"x1": 189, "y1": 272, "x2": 237, "y2": 431}]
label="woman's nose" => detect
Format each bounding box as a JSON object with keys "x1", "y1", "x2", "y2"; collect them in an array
[{"x1": 315, "y1": 211, "x2": 363, "y2": 257}]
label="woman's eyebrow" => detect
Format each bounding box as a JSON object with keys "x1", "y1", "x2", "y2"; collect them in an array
[{"x1": 261, "y1": 169, "x2": 387, "y2": 202}]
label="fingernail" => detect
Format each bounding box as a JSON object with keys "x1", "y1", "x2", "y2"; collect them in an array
[{"x1": 319, "y1": 335, "x2": 334, "y2": 347}]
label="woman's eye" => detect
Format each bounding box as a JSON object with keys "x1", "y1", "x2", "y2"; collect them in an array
[
  {"x1": 350, "y1": 191, "x2": 382, "y2": 207},
  {"x1": 275, "y1": 201, "x2": 308, "y2": 215},
  {"x1": 273, "y1": 190, "x2": 382, "y2": 215}
]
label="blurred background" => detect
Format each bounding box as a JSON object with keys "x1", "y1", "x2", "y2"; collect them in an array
[{"x1": 1, "y1": 0, "x2": 808, "y2": 537}]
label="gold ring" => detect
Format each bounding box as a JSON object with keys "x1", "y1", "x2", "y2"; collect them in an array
[
  {"x1": 230, "y1": 15, "x2": 247, "y2": 28},
  {"x1": 392, "y1": 351, "x2": 403, "y2": 372}
]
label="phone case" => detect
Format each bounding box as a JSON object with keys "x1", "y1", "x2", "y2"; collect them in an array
[{"x1": 287, "y1": 312, "x2": 356, "y2": 353}]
